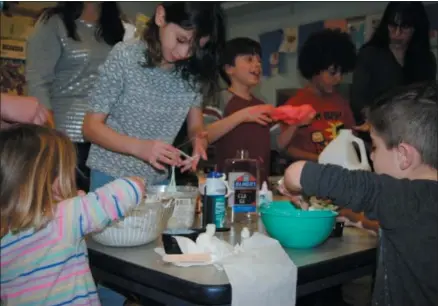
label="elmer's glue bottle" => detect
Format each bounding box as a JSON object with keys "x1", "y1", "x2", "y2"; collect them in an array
[{"x1": 225, "y1": 149, "x2": 260, "y2": 224}]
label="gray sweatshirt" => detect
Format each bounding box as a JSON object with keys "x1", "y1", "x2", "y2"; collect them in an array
[
  {"x1": 26, "y1": 15, "x2": 112, "y2": 143},
  {"x1": 301, "y1": 162, "x2": 438, "y2": 306}
]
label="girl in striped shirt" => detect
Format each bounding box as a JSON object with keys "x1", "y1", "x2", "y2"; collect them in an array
[{"x1": 0, "y1": 124, "x2": 145, "y2": 305}]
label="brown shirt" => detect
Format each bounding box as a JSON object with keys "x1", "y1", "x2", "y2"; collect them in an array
[{"x1": 215, "y1": 94, "x2": 271, "y2": 183}]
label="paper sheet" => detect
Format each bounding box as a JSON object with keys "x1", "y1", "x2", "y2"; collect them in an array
[
  {"x1": 156, "y1": 231, "x2": 297, "y2": 306},
  {"x1": 219, "y1": 233, "x2": 297, "y2": 306}
]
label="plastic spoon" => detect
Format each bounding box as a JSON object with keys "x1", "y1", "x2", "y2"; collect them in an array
[{"x1": 167, "y1": 166, "x2": 177, "y2": 193}]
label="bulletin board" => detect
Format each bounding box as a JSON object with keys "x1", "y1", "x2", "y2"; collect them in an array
[{"x1": 0, "y1": 39, "x2": 27, "y2": 95}]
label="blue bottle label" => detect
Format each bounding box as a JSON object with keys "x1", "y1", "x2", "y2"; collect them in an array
[
  {"x1": 210, "y1": 195, "x2": 226, "y2": 228},
  {"x1": 229, "y1": 172, "x2": 257, "y2": 213}
]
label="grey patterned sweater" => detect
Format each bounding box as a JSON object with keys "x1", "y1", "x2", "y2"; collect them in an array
[
  {"x1": 86, "y1": 40, "x2": 201, "y2": 184},
  {"x1": 26, "y1": 15, "x2": 112, "y2": 143}
]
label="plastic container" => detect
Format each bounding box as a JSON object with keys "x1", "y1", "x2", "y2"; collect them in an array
[
  {"x1": 258, "y1": 181, "x2": 273, "y2": 210},
  {"x1": 162, "y1": 229, "x2": 200, "y2": 254},
  {"x1": 202, "y1": 171, "x2": 231, "y2": 229},
  {"x1": 225, "y1": 149, "x2": 260, "y2": 224},
  {"x1": 149, "y1": 185, "x2": 199, "y2": 229},
  {"x1": 260, "y1": 201, "x2": 337, "y2": 249},
  {"x1": 318, "y1": 129, "x2": 371, "y2": 171},
  {"x1": 92, "y1": 197, "x2": 175, "y2": 247}
]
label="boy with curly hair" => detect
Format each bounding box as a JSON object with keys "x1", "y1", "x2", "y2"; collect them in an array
[
  {"x1": 282, "y1": 82, "x2": 438, "y2": 306},
  {"x1": 278, "y1": 29, "x2": 357, "y2": 162}
]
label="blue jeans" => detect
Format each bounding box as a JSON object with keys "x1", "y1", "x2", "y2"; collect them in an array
[
  {"x1": 90, "y1": 169, "x2": 169, "y2": 190},
  {"x1": 90, "y1": 169, "x2": 116, "y2": 190},
  {"x1": 97, "y1": 285, "x2": 126, "y2": 306}
]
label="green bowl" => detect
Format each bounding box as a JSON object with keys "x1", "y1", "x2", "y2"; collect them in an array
[{"x1": 260, "y1": 201, "x2": 337, "y2": 249}]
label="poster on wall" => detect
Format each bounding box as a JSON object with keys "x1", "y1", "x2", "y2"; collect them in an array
[
  {"x1": 365, "y1": 13, "x2": 382, "y2": 42},
  {"x1": 279, "y1": 27, "x2": 298, "y2": 53},
  {"x1": 324, "y1": 19, "x2": 348, "y2": 32},
  {"x1": 259, "y1": 29, "x2": 287, "y2": 77},
  {"x1": 0, "y1": 14, "x2": 35, "y2": 40},
  {"x1": 347, "y1": 17, "x2": 366, "y2": 49},
  {"x1": 297, "y1": 21, "x2": 324, "y2": 52},
  {"x1": 135, "y1": 13, "x2": 149, "y2": 39},
  {"x1": 0, "y1": 39, "x2": 27, "y2": 96}
]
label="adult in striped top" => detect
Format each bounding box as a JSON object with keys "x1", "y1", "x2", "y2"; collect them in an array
[{"x1": 0, "y1": 125, "x2": 145, "y2": 305}]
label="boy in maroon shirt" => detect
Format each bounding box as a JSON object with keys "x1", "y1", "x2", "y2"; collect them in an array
[{"x1": 207, "y1": 38, "x2": 274, "y2": 183}]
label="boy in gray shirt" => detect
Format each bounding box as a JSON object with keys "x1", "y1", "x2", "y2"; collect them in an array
[{"x1": 282, "y1": 82, "x2": 438, "y2": 306}]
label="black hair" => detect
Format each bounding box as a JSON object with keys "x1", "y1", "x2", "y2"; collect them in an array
[
  {"x1": 219, "y1": 37, "x2": 262, "y2": 86},
  {"x1": 298, "y1": 28, "x2": 356, "y2": 80},
  {"x1": 367, "y1": 81, "x2": 438, "y2": 169},
  {"x1": 40, "y1": 2, "x2": 125, "y2": 46},
  {"x1": 363, "y1": 2, "x2": 435, "y2": 83},
  {"x1": 143, "y1": 2, "x2": 226, "y2": 97}
]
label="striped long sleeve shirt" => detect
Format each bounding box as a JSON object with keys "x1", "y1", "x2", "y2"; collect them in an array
[{"x1": 1, "y1": 178, "x2": 143, "y2": 306}]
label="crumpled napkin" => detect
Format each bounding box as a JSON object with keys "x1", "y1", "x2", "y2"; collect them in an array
[
  {"x1": 155, "y1": 231, "x2": 297, "y2": 306},
  {"x1": 219, "y1": 233, "x2": 297, "y2": 306},
  {"x1": 271, "y1": 104, "x2": 316, "y2": 125}
]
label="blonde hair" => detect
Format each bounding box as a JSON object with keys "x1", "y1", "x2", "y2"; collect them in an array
[{"x1": 0, "y1": 124, "x2": 77, "y2": 237}]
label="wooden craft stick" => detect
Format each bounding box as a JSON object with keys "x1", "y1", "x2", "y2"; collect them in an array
[{"x1": 163, "y1": 253, "x2": 212, "y2": 263}]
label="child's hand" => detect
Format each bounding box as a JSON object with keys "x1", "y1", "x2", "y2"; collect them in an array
[
  {"x1": 127, "y1": 176, "x2": 146, "y2": 197},
  {"x1": 132, "y1": 139, "x2": 182, "y2": 170},
  {"x1": 243, "y1": 104, "x2": 275, "y2": 126},
  {"x1": 277, "y1": 177, "x2": 309, "y2": 209},
  {"x1": 352, "y1": 122, "x2": 370, "y2": 132}
]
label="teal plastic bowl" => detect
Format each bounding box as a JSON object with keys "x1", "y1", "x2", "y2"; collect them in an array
[{"x1": 260, "y1": 201, "x2": 337, "y2": 249}]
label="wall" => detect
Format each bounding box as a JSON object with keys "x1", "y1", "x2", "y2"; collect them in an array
[
  {"x1": 226, "y1": 1, "x2": 436, "y2": 104},
  {"x1": 118, "y1": 2, "x2": 158, "y2": 21},
  {"x1": 112, "y1": 1, "x2": 437, "y2": 105}
]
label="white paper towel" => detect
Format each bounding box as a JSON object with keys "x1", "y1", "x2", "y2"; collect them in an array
[
  {"x1": 155, "y1": 230, "x2": 297, "y2": 306},
  {"x1": 218, "y1": 233, "x2": 297, "y2": 306}
]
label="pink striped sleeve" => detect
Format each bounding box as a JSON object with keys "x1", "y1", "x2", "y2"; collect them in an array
[{"x1": 56, "y1": 178, "x2": 144, "y2": 241}]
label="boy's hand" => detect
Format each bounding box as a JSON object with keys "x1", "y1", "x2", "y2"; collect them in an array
[
  {"x1": 277, "y1": 177, "x2": 309, "y2": 209},
  {"x1": 352, "y1": 122, "x2": 370, "y2": 132},
  {"x1": 243, "y1": 104, "x2": 275, "y2": 126}
]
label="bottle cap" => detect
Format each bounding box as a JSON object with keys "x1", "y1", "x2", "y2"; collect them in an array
[{"x1": 207, "y1": 171, "x2": 223, "y2": 179}]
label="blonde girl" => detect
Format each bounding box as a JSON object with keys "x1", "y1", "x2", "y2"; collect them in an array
[{"x1": 0, "y1": 124, "x2": 144, "y2": 305}]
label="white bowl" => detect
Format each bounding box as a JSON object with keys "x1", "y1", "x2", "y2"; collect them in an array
[{"x1": 91, "y1": 198, "x2": 174, "y2": 247}]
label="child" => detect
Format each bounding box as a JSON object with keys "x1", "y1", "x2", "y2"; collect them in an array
[
  {"x1": 281, "y1": 82, "x2": 438, "y2": 306},
  {"x1": 83, "y1": 3, "x2": 225, "y2": 190},
  {"x1": 278, "y1": 29, "x2": 356, "y2": 162},
  {"x1": 0, "y1": 124, "x2": 145, "y2": 305},
  {"x1": 0, "y1": 94, "x2": 49, "y2": 128},
  {"x1": 208, "y1": 37, "x2": 275, "y2": 183}
]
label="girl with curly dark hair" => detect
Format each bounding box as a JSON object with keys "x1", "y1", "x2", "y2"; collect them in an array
[{"x1": 83, "y1": 3, "x2": 226, "y2": 192}]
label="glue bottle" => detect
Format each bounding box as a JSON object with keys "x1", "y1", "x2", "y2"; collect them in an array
[
  {"x1": 203, "y1": 172, "x2": 229, "y2": 229},
  {"x1": 258, "y1": 181, "x2": 273, "y2": 212}
]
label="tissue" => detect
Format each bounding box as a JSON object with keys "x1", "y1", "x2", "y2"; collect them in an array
[{"x1": 155, "y1": 224, "x2": 298, "y2": 306}]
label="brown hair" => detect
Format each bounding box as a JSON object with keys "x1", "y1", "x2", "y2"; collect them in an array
[
  {"x1": 0, "y1": 124, "x2": 77, "y2": 237},
  {"x1": 367, "y1": 81, "x2": 438, "y2": 169}
]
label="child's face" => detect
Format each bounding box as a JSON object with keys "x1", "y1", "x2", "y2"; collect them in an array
[
  {"x1": 370, "y1": 127, "x2": 421, "y2": 179},
  {"x1": 226, "y1": 54, "x2": 262, "y2": 87},
  {"x1": 370, "y1": 130, "x2": 399, "y2": 177},
  {"x1": 313, "y1": 65, "x2": 342, "y2": 94},
  {"x1": 155, "y1": 6, "x2": 209, "y2": 63}
]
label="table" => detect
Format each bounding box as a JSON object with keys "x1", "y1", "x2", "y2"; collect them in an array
[{"x1": 88, "y1": 220, "x2": 377, "y2": 306}]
